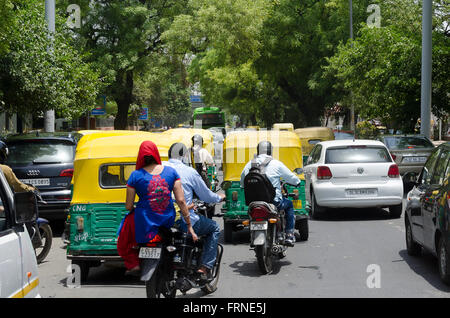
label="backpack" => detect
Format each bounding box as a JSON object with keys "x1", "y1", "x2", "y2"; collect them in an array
[{"x1": 243, "y1": 157, "x2": 276, "y2": 206}]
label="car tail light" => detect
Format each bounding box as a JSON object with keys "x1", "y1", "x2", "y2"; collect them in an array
[
  {"x1": 317, "y1": 166, "x2": 332, "y2": 180},
  {"x1": 249, "y1": 206, "x2": 270, "y2": 220},
  {"x1": 388, "y1": 164, "x2": 400, "y2": 178},
  {"x1": 60, "y1": 169, "x2": 74, "y2": 178}
]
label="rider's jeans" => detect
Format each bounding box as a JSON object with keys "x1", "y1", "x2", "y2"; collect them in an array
[
  {"x1": 177, "y1": 215, "x2": 220, "y2": 270},
  {"x1": 275, "y1": 198, "x2": 295, "y2": 234}
]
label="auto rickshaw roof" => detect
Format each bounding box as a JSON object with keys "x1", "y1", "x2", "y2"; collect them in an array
[
  {"x1": 75, "y1": 132, "x2": 176, "y2": 161},
  {"x1": 223, "y1": 130, "x2": 301, "y2": 148}
]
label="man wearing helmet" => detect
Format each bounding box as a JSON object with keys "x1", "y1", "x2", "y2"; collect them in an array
[
  {"x1": 164, "y1": 142, "x2": 225, "y2": 280},
  {"x1": 240, "y1": 141, "x2": 300, "y2": 246},
  {"x1": 191, "y1": 134, "x2": 215, "y2": 187}
]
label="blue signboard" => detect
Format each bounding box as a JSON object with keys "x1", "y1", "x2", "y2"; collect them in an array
[
  {"x1": 139, "y1": 107, "x2": 148, "y2": 120},
  {"x1": 190, "y1": 95, "x2": 203, "y2": 103},
  {"x1": 91, "y1": 95, "x2": 106, "y2": 115}
]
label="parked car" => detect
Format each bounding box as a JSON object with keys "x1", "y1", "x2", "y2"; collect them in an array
[
  {"x1": 304, "y1": 139, "x2": 403, "y2": 219},
  {"x1": 404, "y1": 142, "x2": 450, "y2": 284},
  {"x1": 5, "y1": 132, "x2": 82, "y2": 221},
  {"x1": 378, "y1": 135, "x2": 435, "y2": 192}
]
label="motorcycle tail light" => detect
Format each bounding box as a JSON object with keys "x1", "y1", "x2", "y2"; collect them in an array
[
  {"x1": 317, "y1": 166, "x2": 332, "y2": 180},
  {"x1": 249, "y1": 206, "x2": 270, "y2": 220},
  {"x1": 388, "y1": 164, "x2": 400, "y2": 178}
]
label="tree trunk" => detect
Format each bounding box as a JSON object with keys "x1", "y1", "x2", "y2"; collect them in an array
[{"x1": 114, "y1": 70, "x2": 134, "y2": 130}]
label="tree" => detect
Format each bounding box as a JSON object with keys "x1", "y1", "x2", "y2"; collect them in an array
[
  {"x1": 0, "y1": 1, "x2": 101, "y2": 121},
  {"x1": 58, "y1": 0, "x2": 190, "y2": 129},
  {"x1": 324, "y1": 0, "x2": 449, "y2": 132}
]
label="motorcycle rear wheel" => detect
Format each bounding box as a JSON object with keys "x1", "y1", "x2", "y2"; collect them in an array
[
  {"x1": 201, "y1": 245, "x2": 223, "y2": 294},
  {"x1": 255, "y1": 243, "x2": 273, "y2": 274},
  {"x1": 145, "y1": 267, "x2": 176, "y2": 298},
  {"x1": 36, "y1": 223, "x2": 52, "y2": 264}
]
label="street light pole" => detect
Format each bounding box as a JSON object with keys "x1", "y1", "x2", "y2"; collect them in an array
[
  {"x1": 420, "y1": 0, "x2": 432, "y2": 138},
  {"x1": 349, "y1": 0, "x2": 355, "y2": 132},
  {"x1": 44, "y1": 0, "x2": 55, "y2": 133}
]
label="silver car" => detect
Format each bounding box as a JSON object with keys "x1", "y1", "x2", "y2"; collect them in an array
[
  {"x1": 304, "y1": 140, "x2": 403, "y2": 219},
  {"x1": 377, "y1": 135, "x2": 435, "y2": 176}
]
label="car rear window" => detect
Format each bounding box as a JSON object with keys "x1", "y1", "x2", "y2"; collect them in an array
[
  {"x1": 325, "y1": 146, "x2": 391, "y2": 164},
  {"x1": 384, "y1": 136, "x2": 434, "y2": 150},
  {"x1": 6, "y1": 140, "x2": 75, "y2": 165}
]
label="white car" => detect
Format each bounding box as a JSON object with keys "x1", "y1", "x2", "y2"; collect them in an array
[{"x1": 304, "y1": 139, "x2": 403, "y2": 219}]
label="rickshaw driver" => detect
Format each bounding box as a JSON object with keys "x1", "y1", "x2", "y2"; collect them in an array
[
  {"x1": 164, "y1": 142, "x2": 225, "y2": 281},
  {"x1": 240, "y1": 141, "x2": 301, "y2": 246},
  {"x1": 191, "y1": 134, "x2": 215, "y2": 187}
]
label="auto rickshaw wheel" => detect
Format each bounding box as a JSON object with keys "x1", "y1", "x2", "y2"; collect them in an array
[
  {"x1": 72, "y1": 260, "x2": 90, "y2": 283},
  {"x1": 223, "y1": 221, "x2": 233, "y2": 243},
  {"x1": 297, "y1": 218, "x2": 309, "y2": 241}
]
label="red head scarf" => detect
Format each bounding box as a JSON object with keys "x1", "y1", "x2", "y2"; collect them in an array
[{"x1": 136, "y1": 141, "x2": 162, "y2": 170}]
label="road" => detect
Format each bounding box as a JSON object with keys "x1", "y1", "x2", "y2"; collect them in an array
[{"x1": 38, "y1": 202, "x2": 450, "y2": 298}]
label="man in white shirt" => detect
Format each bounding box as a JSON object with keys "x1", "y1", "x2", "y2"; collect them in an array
[
  {"x1": 240, "y1": 141, "x2": 300, "y2": 246},
  {"x1": 191, "y1": 134, "x2": 215, "y2": 187}
]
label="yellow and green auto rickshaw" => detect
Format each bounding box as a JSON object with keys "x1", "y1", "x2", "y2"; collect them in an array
[
  {"x1": 272, "y1": 123, "x2": 294, "y2": 132},
  {"x1": 294, "y1": 127, "x2": 335, "y2": 164},
  {"x1": 66, "y1": 132, "x2": 177, "y2": 282},
  {"x1": 220, "y1": 130, "x2": 309, "y2": 243}
]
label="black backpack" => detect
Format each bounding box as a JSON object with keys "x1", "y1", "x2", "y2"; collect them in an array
[{"x1": 243, "y1": 157, "x2": 276, "y2": 205}]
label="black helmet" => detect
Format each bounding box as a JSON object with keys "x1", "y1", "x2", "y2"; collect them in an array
[
  {"x1": 0, "y1": 141, "x2": 8, "y2": 164},
  {"x1": 168, "y1": 143, "x2": 188, "y2": 160},
  {"x1": 257, "y1": 141, "x2": 273, "y2": 156},
  {"x1": 192, "y1": 134, "x2": 203, "y2": 147}
]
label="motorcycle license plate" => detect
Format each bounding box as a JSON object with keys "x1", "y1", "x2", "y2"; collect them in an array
[
  {"x1": 250, "y1": 222, "x2": 268, "y2": 231},
  {"x1": 138, "y1": 247, "x2": 161, "y2": 259}
]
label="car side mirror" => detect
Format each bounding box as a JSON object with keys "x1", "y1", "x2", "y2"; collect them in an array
[{"x1": 14, "y1": 191, "x2": 38, "y2": 224}]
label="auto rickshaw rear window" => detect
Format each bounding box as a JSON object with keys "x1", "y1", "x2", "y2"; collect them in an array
[{"x1": 99, "y1": 163, "x2": 135, "y2": 188}]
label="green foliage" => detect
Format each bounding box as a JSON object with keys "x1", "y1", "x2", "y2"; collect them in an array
[
  {"x1": 0, "y1": 0, "x2": 101, "y2": 120},
  {"x1": 324, "y1": 0, "x2": 449, "y2": 132},
  {"x1": 356, "y1": 120, "x2": 378, "y2": 139}
]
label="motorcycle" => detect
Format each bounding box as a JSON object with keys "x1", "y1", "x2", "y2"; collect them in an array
[
  {"x1": 139, "y1": 222, "x2": 223, "y2": 298},
  {"x1": 25, "y1": 187, "x2": 53, "y2": 264},
  {"x1": 247, "y1": 183, "x2": 297, "y2": 274},
  {"x1": 193, "y1": 198, "x2": 216, "y2": 219}
]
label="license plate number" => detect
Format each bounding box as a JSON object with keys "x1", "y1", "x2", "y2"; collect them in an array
[
  {"x1": 250, "y1": 222, "x2": 268, "y2": 230},
  {"x1": 20, "y1": 178, "x2": 50, "y2": 186},
  {"x1": 138, "y1": 247, "x2": 161, "y2": 259},
  {"x1": 346, "y1": 188, "x2": 377, "y2": 196},
  {"x1": 402, "y1": 156, "x2": 427, "y2": 163}
]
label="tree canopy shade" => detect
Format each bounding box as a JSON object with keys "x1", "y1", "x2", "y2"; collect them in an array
[
  {"x1": 58, "y1": 0, "x2": 192, "y2": 129},
  {"x1": 0, "y1": 0, "x2": 101, "y2": 120},
  {"x1": 324, "y1": 0, "x2": 449, "y2": 132}
]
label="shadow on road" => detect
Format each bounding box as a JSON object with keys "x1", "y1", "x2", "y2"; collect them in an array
[
  {"x1": 228, "y1": 259, "x2": 292, "y2": 278},
  {"x1": 399, "y1": 249, "x2": 450, "y2": 293},
  {"x1": 313, "y1": 207, "x2": 394, "y2": 222}
]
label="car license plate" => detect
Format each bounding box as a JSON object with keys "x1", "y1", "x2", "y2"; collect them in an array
[
  {"x1": 293, "y1": 200, "x2": 302, "y2": 209},
  {"x1": 402, "y1": 156, "x2": 427, "y2": 163},
  {"x1": 346, "y1": 188, "x2": 377, "y2": 196},
  {"x1": 138, "y1": 247, "x2": 161, "y2": 259},
  {"x1": 20, "y1": 178, "x2": 50, "y2": 186},
  {"x1": 250, "y1": 222, "x2": 268, "y2": 231}
]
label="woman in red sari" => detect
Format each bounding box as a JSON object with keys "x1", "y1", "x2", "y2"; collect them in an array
[{"x1": 117, "y1": 141, "x2": 197, "y2": 274}]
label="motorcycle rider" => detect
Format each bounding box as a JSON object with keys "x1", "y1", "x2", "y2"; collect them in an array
[
  {"x1": 164, "y1": 142, "x2": 225, "y2": 280},
  {"x1": 240, "y1": 141, "x2": 300, "y2": 246}
]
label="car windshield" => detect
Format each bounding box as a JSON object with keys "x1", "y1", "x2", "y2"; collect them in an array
[
  {"x1": 383, "y1": 136, "x2": 434, "y2": 150},
  {"x1": 6, "y1": 140, "x2": 75, "y2": 165},
  {"x1": 325, "y1": 146, "x2": 391, "y2": 164}
]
